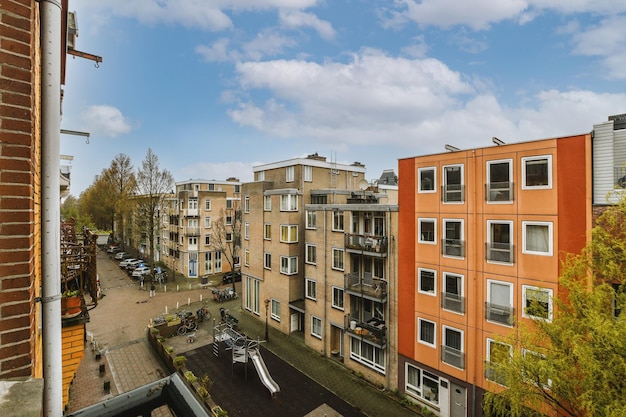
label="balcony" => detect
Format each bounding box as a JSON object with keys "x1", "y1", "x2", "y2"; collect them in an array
[
  {"x1": 181, "y1": 208, "x2": 199, "y2": 217},
  {"x1": 486, "y1": 242, "x2": 514, "y2": 263},
  {"x1": 184, "y1": 227, "x2": 200, "y2": 236},
  {"x1": 442, "y1": 238, "x2": 465, "y2": 257},
  {"x1": 345, "y1": 273, "x2": 387, "y2": 302},
  {"x1": 345, "y1": 315, "x2": 387, "y2": 348},
  {"x1": 486, "y1": 182, "x2": 513, "y2": 202},
  {"x1": 485, "y1": 302, "x2": 514, "y2": 325},
  {"x1": 441, "y1": 345, "x2": 465, "y2": 369},
  {"x1": 344, "y1": 234, "x2": 388, "y2": 256},
  {"x1": 441, "y1": 292, "x2": 465, "y2": 314}
]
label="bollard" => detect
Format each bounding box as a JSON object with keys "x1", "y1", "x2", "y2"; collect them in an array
[
  {"x1": 164, "y1": 285, "x2": 167, "y2": 292},
  {"x1": 187, "y1": 297, "x2": 190, "y2": 306},
  {"x1": 165, "y1": 306, "x2": 168, "y2": 314},
  {"x1": 200, "y1": 294, "x2": 203, "y2": 302},
  {"x1": 176, "y1": 302, "x2": 179, "y2": 309},
  {"x1": 177, "y1": 285, "x2": 179, "y2": 292}
]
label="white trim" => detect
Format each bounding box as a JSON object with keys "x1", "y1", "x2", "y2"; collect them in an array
[
  {"x1": 417, "y1": 317, "x2": 436, "y2": 348},
  {"x1": 521, "y1": 154, "x2": 552, "y2": 190},
  {"x1": 418, "y1": 166, "x2": 436, "y2": 194},
  {"x1": 522, "y1": 221, "x2": 553, "y2": 256},
  {"x1": 417, "y1": 267, "x2": 437, "y2": 297},
  {"x1": 486, "y1": 220, "x2": 514, "y2": 265},
  {"x1": 522, "y1": 285, "x2": 553, "y2": 322},
  {"x1": 418, "y1": 218, "x2": 437, "y2": 244}
]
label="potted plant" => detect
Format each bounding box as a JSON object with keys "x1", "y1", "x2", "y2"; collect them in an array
[{"x1": 61, "y1": 289, "x2": 81, "y2": 318}]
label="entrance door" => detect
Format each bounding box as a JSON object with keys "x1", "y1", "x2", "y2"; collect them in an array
[
  {"x1": 290, "y1": 313, "x2": 300, "y2": 332},
  {"x1": 450, "y1": 382, "x2": 466, "y2": 417}
]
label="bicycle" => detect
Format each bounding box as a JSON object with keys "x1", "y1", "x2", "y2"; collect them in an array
[{"x1": 177, "y1": 314, "x2": 198, "y2": 335}]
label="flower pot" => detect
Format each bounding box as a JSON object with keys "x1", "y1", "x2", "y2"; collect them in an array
[{"x1": 62, "y1": 296, "x2": 81, "y2": 318}]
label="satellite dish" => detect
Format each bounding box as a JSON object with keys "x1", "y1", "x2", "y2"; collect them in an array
[{"x1": 359, "y1": 179, "x2": 369, "y2": 190}]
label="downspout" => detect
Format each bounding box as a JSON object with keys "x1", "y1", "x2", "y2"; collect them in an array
[
  {"x1": 385, "y1": 207, "x2": 391, "y2": 390},
  {"x1": 322, "y1": 207, "x2": 328, "y2": 356},
  {"x1": 40, "y1": 1, "x2": 63, "y2": 416}
]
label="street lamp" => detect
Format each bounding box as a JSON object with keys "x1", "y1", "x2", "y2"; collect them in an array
[{"x1": 264, "y1": 298, "x2": 270, "y2": 342}]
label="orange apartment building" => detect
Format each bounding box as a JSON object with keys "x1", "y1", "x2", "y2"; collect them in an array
[{"x1": 397, "y1": 133, "x2": 593, "y2": 417}]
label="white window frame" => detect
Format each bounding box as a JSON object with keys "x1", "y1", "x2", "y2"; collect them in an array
[
  {"x1": 204, "y1": 216, "x2": 211, "y2": 228},
  {"x1": 280, "y1": 224, "x2": 298, "y2": 243},
  {"x1": 205, "y1": 199, "x2": 211, "y2": 211},
  {"x1": 264, "y1": 223, "x2": 271, "y2": 240},
  {"x1": 305, "y1": 278, "x2": 316, "y2": 300},
  {"x1": 522, "y1": 349, "x2": 552, "y2": 388},
  {"x1": 417, "y1": 318, "x2": 436, "y2": 348},
  {"x1": 226, "y1": 215, "x2": 233, "y2": 226},
  {"x1": 332, "y1": 248, "x2": 344, "y2": 271},
  {"x1": 244, "y1": 222, "x2": 250, "y2": 240},
  {"x1": 332, "y1": 211, "x2": 344, "y2": 231},
  {"x1": 280, "y1": 194, "x2": 298, "y2": 211},
  {"x1": 442, "y1": 218, "x2": 464, "y2": 258},
  {"x1": 286, "y1": 166, "x2": 294, "y2": 182},
  {"x1": 306, "y1": 210, "x2": 317, "y2": 229},
  {"x1": 188, "y1": 198, "x2": 198, "y2": 210},
  {"x1": 522, "y1": 285, "x2": 553, "y2": 322},
  {"x1": 244, "y1": 196, "x2": 250, "y2": 213},
  {"x1": 487, "y1": 279, "x2": 514, "y2": 327},
  {"x1": 280, "y1": 256, "x2": 298, "y2": 275},
  {"x1": 204, "y1": 235, "x2": 211, "y2": 246},
  {"x1": 486, "y1": 220, "x2": 514, "y2": 264},
  {"x1": 331, "y1": 287, "x2": 344, "y2": 310},
  {"x1": 418, "y1": 166, "x2": 436, "y2": 193},
  {"x1": 225, "y1": 232, "x2": 233, "y2": 242},
  {"x1": 244, "y1": 249, "x2": 249, "y2": 266},
  {"x1": 418, "y1": 218, "x2": 436, "y2": 244},
  {"x1": 486, "y1": 159, "x2": 513, "y2": 203},
  {"x1": 256, "y1": 171, "x2": 265, "y2": 181},
  {"x1": 417, "y1": 268, "x2": 436, "y2": 296},
  {"x1": 522, "y1": 221, "x2": 553, "y2": 256},
  {"x1": 264, "y1": 252, "x2": 271, "y2": 270},
  {"x1": 350, "y1": 337, "x2": 386, "y2": 374},
  {"x1": 442, "y1": 272, "x2": 464, "y2": 315},
  {"x1": 442, "y1": 164, "x2": 464, "y2": 203},
  {"x1": 442, "y1": 325, "x2": 464, "y2": 369},
  {"x1": 304, "y1": 165, "x2": 312, "y2": 182},
  {"x1": 486, "y1": 338, "x2": 512, "y2": 385},
  {"x1": 311, "y1": 316, "x2": 322, "y2": 339},
  {"x1": 522, "y1": 155, "x2": 552, "y2": 189},
  {"x1": 305, "y1": 244, "x2": 317, "y2": 265},
  {"x1": 264, "y1": 195, "x2": 271, "y2": 211},
  {"x1": 270, "y1": 299, "x2": 280, "y2": 321}
]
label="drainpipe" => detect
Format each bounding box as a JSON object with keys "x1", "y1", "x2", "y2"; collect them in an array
[{"x1": 40, "y1": 1, "x2": 63, "y2": 416}]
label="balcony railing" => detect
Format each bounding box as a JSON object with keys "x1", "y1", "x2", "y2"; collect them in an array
[
  {"x1": 441, "y1": 345, "x2": 465, "y2": 369},
  {"x1": 441, "y1": 292, "x2": 465, "y2": 314},
  {"x1": 442, "y1": 184, "x2": 464, "y2": 203},
  {"x1": 345, "y1": 315, "x2": 387, "y2": 347},
  {"x1": 485, "y1": 362, "x2": 507, "y2": 385},
  {"x1": 486, "y1": 182, "x2": 513, "y2": 202},
  {"x1": 485, "y1": 302, "x2": 514, "y2": 325},
  {"x1": 345, "y1": 273, "x2": 387, "y2": 301},
  {"x1": 184, "y1": 227, "x2": 200, "y2": 236},
  {"x1": 344, "y1": 234, "x2": 388, "y2": 255},
  {"x1": 486, "y1": 242, "x2": 514, "y2": 263},
  {"x1": 442, "y1": 239, "x2": 465, "y2": 257}
]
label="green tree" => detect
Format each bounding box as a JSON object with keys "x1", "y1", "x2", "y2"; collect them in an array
[
  {"x1": 100, "y1": 154, "x2": 136, "y2": 245},
  {"x1": 134, "y1": 149, "x2": 174, "y2": 267},
  {"x1": 484, "y1": 198, "x2": 626, "y2": 417}
]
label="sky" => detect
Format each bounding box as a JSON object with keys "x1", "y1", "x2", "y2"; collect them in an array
[{"x1": 60, "y1": 0, "x2": 626, "y2": 196}]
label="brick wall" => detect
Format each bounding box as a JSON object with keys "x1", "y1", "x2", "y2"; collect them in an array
[{"x1": 0, "y1": 0, "x2": 42, "y2": 378}]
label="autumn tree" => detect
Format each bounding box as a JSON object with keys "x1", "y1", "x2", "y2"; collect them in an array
[
  {"x1": 61, "y1": 195, "x2": 95, "y2": 231},
  {"x1": 134, "y1": 149, "x2": 174, "y2": 267},
  {"x1": 211, "y1": 205, "x2": 241, "y2": 289},
  {"x1": 483, "y1": 197, "x2": 626, "y2": 417},
  {"x1": 100, "y1": 154, "x2": 136, "y2": 245},
  {"x1": 78, "y1": 179, "x2": 115, "y2": 230}
]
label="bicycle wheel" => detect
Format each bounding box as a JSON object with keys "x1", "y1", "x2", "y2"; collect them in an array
[
  {"x1": 177, "y1": 325, "x2": 186, "y2": 335},
  {"x1": 186, "y1": 320, "x2": 198, "y2": 331}
]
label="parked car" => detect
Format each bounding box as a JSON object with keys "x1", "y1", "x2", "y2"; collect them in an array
[
  {"x1": 114, "y1": 251, "x2": 130, "y2": 260},
  {"x1": 106, "y1": 245, "x2": 120, "y2": 254},
  {"x1": 125, "y1": 259, "x2": 144, "y2": 272},
  {"x1": 222, "y1": 270, "x2": 242, "y2": 284},
  {"x1": 119, "y1": 258, "x2": 137, "y2": 268},
  {"x1": 131, "y1": 266, "x2": 152, "y2": 279}
]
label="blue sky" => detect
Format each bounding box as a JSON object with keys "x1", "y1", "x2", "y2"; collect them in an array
[{"x1": 60, "y1": 0, "x2": 626, "y2": 196}]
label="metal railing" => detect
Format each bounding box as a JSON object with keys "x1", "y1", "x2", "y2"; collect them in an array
[
  {"x1": 344, "y1": 273, "x2": 387, "y2": 300},
  {"x1": 485, "y1": 302, "x2": 514, "y2": 325},
  {"x1": 344, "y1": 234, "x2": 388, "y2": 255},
  {"x1": 441, "y1": 292, "x2": 465, "y2": 314}
]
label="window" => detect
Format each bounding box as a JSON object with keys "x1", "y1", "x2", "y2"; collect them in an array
[
  {"x1": 306, "y1": 210, "x2": 317, "y2": 229},
  {"x1": 442, "y1": 164, "x2": 464, "y2": 202},
  {"x1": 332, "y1": 248, "x2": 344, "y2": 271},
  {"x1": 271, "y1": 299, "x2": 280, "y2": 321},
  {"x1": 350, "y1": 337, "x2": 385, "y2": 373},
  {"x1": 225, "y1": 232, "x2": 233, "y2": 242},
  {"x1": 311, "y1": 195, "x2": 327, "y2": 204},
  {"x1": 304, "y1": 165, "x2": 312, "y2": 182},
  {"x1": 244, "y1": 196, "x2": 249, "y2": 213},
  {"x1": 486, "y1": 339, "x2": 512, "y2": 385},
  {"x1": 204, "y1": 252, "x2": 212, "y2": 274},
  {"x1": 264, "y1": 252, "x2": 271, "y2": 269},
  {"x1": 205, "y1": 199, "x2": 211, "y2": 211},
  {"x1": 333, "y1": 211, "x2": 344, "y2": 231},
  {"x1": 418, "y1": 167, "x2": 436, "y2": 193},
  {"x1": 487, "y1": 221, "x2": 513, "y2": 263},
  {"x1": 523, "y1": 349, "x2": 552, "y2": 388},
  {"x1": 418, "y1": 268, "x2": 436, "y2": 296},
  {"x1": 373, "y1": 258, "x2": 384, "y2": 279},
  {"x1": 280, "y1": 256, "x2": 297, "y2": 275},
  {"x1": 522, "y1": 286, "x2": 553, "y2": 321},
  {"x1": 188, "y1": 198, "x2": 198, "y2": 209},
  {"x1": 204, "y1": 216, "x2": 211, "y2": 228},
  {"x1": 244, "y1": 249, "x2": 249, "y2": 266},
  {"x1": 264, "y1": 195, "x2": 271, "y2": 211},
  {"x1": 442, "y1": 219, "x2": 464, "y2": 257},
  {"x1": 523, "y1": 221, "x2": 553, "y2": 256},
  {"x1": 442, "y1": 272, "x2": 464, "y2": 314},
  {"x1": 306, "y1": 279, "x2": 316, "y2": 300},
  {"x1": 418, "y1": 218, "x2": 436, "y2": 244},
  {"x1": 442, "y1": 326, "x2": 464, "y2": 369},
  {"x1": 234, "y1": 184, "x2": 240, "y2": 193},
  {"x1": 418, "y1": 318, "x2": 436, "y2": 347},
  {"x1": 305, "y1": 244, "x2": 317, "y2": 264},
  {"x1": 226, "y1": 199, "x2": 233, "y2": 209},
  {"x1": 486, "y1": 280, "x2": 513, "y2": 326},
  {"x1": 286, "y1": 166, "x2": 294, "y2": 182},
  {"x1": 244, "y1": 222, "x2": 250, "y2": 240},
  {"x1": 208, "y1": 183, "x2": 215, "y2": 191},
  {"x1": 188, "y1": 237, "x2": 197, "y2": 245},
  {"x1": 280, "y1": 194, "x2": 298, "y2": 211},
  {"x1": 215, "y1": 251, "x2": 222, "y2": 272},
  {"x1": 280, "y1": 225, "x2": 298, "y2": 243},
  {"x1": 311, "y1": 316, "x2": 322, "y2": 339},
  {"x1": 256, "y1": 171, "x2": 265, "y2": 181},
  {"x1": 245, "y1": 276, "x2": 260, "y2": 314},
  {"x1": 226, "y1": 215, "x2": 233, "y2": 225},
  {"x1": 522, "y1": 155, "x2": 552, "y2": 189},
  {"x1": 332, "y1": 287, "x2": 344, "y2": 310},
  {"x1": 204, "y1": 235, "x2": 211, "y2": 246},
  {"x1": 487, "y1": 159, "x2": 513, "y2": 202},
  {"x1": 405, "y1": 364, "x2": 438, "y2": 404},
  {"x1": 264, "y1": 224, "x2": 271, "y2": 240}
]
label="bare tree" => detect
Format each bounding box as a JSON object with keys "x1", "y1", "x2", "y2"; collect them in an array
[
  {"x1": 211, "y1": 206, "x2": 241, "y2": 289},
  {"x1": 135, "y1": 149, "x2": 174, "y2": 267}
]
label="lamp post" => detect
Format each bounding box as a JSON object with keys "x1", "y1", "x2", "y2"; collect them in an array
[{"x1": 264, "y1": 298, "x2": 270, "y2": 342}]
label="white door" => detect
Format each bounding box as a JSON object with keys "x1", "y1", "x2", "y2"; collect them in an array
[
  {"x1": 450, "y1": 382, "x2": 466, "y2": 417},
  {"x1": 290, "y1": 313, "x2": 299, "y2": 332}
]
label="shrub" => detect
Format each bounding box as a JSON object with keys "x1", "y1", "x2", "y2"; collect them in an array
[
  {"x1": 196, "y1": 386, "x2": 209, "y2": 399},
  {"x1": 173, "y1": 356, "x2": 186, "y2": 368},
  {"x1": 184, "y1": 371, "x2": 197, "y2": 383},
  {"x1": 164, "y1": 346, "x2": 174, "y2": 353}
]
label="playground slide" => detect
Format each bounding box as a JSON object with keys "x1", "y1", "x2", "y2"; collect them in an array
[{"x1": 250, "y1": 349, "x2": 280, "y2": 396}]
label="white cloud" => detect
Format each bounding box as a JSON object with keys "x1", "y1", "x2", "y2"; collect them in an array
[
  {"x1": 279, "y1": 10, "x2": 336, "y2": 40},
  {"x1": 82, "y1": 105, "x2": 135, "y2": 137},
  {"x1": 570, "y1": 15, "x2": 626, "y2": 79},
  {"x1": 177, "y1": 161, "x2": 255, "y2": 183}
]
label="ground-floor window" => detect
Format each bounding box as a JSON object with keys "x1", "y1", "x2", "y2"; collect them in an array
[
  {"x1": 311, "y1": 316, "x2": 322, "y2": 339},
  {"x1": 350, "y1": 336, "x2": 385, "y2": 374},
  {"x1": 405, "y1": 363, "x2": 439, "y2": 406},
  {"x1": 188, "y1": 252, "x2": 198, "y2": 277},
  {"x1": 215, "y1": 251, "x2": 222, "y2": 273},
  {"x1": 245, "y1": 276, "x2": 260, "y2": 314},
  {"x1": 271, "y1": 299, "x2": 280, "y2": 321}
]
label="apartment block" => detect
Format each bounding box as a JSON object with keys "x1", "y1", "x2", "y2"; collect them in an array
[
  {"x1": 161, "y1": 179, "x2": 241, "y2": 279},
  {"x1": 240, "y1": 154, "x2": 366, "y2": 335},
  {"x1": 304, "y1": 179, "x2": 399, "y2": 389},
  {"x1": 398, "y1": 133, "x2": 592, "y2": 417}
]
